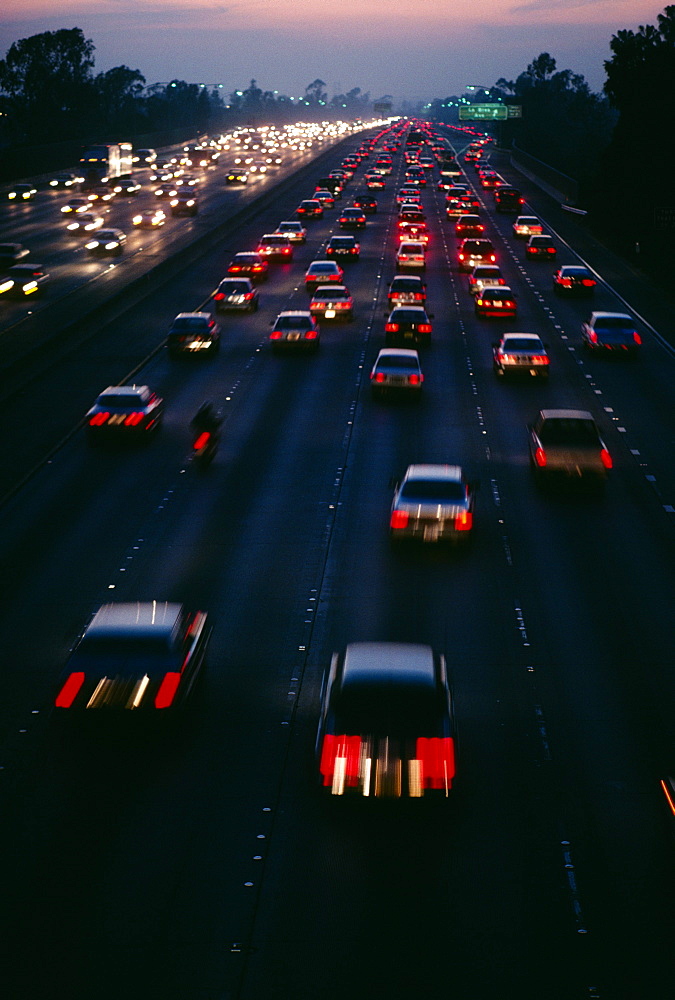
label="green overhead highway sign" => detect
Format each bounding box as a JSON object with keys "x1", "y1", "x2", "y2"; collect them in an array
[{"x1": 459, "y1": 104, "x2": 508, "y2": 120}]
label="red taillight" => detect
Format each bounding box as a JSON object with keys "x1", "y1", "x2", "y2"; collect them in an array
[
  {"x1": 454, "y1": 511, "x2": 473, "y2": 531},
  {"x1": 372, "y1": 371, "x2": 386, "y2": 383},
  {"x1": 125, "y1": 412, "x2": 144, "y2": 426},
  {"x1": 413, "y1": 293, "x2": 424, "y2": 300},
  {"x1": 531, "y1": 355, "x2": 549, "y2": 364},
  {"x1": 55, "y1": 671, "x2": 85, "y2": 708},
  {"x1": 283, "y1": 247, "x2": 291, "y2": 254},
  {"x1": 560, "y1": 277, "x2": 572, "y2": 287},
  {"x1": 154, "y1": 671, "x2": 181, "y2": 709},
  {"x1": 415, "y1": 736, "x2": 455, "y2": 789},
  {"x1": 213, "y1": 292, "x2": 224, "y2": 300},
  {"x1": 600, "y1": 448, "x2": 612, "y2": 470},
  {"x1": 582, "y1": 279, "x2": 595, "y2": 287},
  {"x1": 589, "y1": 330, "x2": 598, "y2": 343},
  {"x1": 385, "y1": 322, "x2": 399, "y2": 332},
  {"x1": 458, "y1": 253, "x2": 465, "y2": 261},
  {"x1": 390, "y1": 509, "x2": 409, "y2": 529},
  {"x1": 229, "y1": 265, "x2": 241, "y2": 272},
  {"x1": 489, "y1": 254, "x2": 496, "y2": 262},
  {"x1": 319, "y1": 734, "x2": 362, "y2": 785},
  {"x1": 270, "y1": 330, "x2": 282, "y2": 339},
  {"x1": 193, "y1": 431, "x2": 211, "y2": 450},
  {"x1": 534, "y1": 447, "x2": 547, "y2": 468},
  {"x1": 305, "y1": 330, "x2": 318, "y2": 339},
  {"x1": 547, "y1": 247, "x2": 556, "y2": 253},
  {"x1": 89, "y1": 412, "x2": 109, "y2": 426},
  {"x1": 418, "y1": 323, "x2": 432, "y2": 334},
  {"x1": 633, "y1": 332, "x2": 641, "y2": 345},
  {"x1": 408, "y1": 373, "x2": 422, "y2": 385}
]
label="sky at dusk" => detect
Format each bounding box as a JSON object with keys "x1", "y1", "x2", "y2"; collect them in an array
[{"x1": 0, "y1": 1, "x2": 666, "y2": 103}]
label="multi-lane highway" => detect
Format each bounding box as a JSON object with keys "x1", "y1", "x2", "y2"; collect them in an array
[{"x1": 0, "y1": 124, "x2": 673, "y2": 1000}]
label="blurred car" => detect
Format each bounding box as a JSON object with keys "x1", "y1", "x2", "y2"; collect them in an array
[
  {"x1": 513, "y1": 216, "x2": 543, "y2": 238},
  {"x1": 170, "y1": 191, "x2": 198, "y2": 216},
  {"x1": 316, "y1": 642, "x2": 456, "y2": 798},
  {"x1": 370, "y1": 348, "x2": 423, "y2": 398},
  {"x1": 398, "y1": 220, "x2": 429, "y2": 243},
  {"x1": 112, "y1": 178, "x2": 141, "y2": 196},
  {"x1": 326, "y1": 235, "x2": 360, "y2": 260},
  {"x1": 526, "y1": 235, "x2": 556, "y2": 258},
  {"x1": 212, "y1": 276, "x2": 259, "y2": 313},
  {"x1": 492, "y1": 333, "x2": 549, "y2": 378},
  {"x1": 132, "y1": 208, "x2": 166, "y2": 228},
  {"x1": 61, "y1": 197, "x2": 90, "y2": 214},
  {"x1": 474, "y1": 286, "x2": 517, "y2": 318},
  {"x1": 445, "y1": 198, "x2": 467, "y2": 218},
  {"x1": 467, "y1": 264, "x2": 505, "y2": 296},
  {"x1": 275, "y1": 220, "x2": 306, "y2": 243},
  {"x1": 552, "y1": 265, "x2": 596, "y2": 295},
  {"x1": 309, "y1": 284, "x2": 353, "y2": 321},
  {"x1": 365, "y1": 173, "x2": 385, "y2": 190},
  {"x1": 385, "y1": 305, "x2": 433, "y2": 346},
  {"x1": 305, "y1": 260, "x2": 344, "y2": 289},
  {"x1": 87, "y1": 185, "x2": 115, "y2": 204},
  {"x1": 528, "y1": 409, "x2": 612, "y2": 485},
  {"x1": 396, "y1": 187, "x2": 422, "y2": 205},
  {"x1": 390, "y1": 464, "x2": 476, "y2": 544},
  {"x1": 166, "y1": 312, "x2": 220, "y2": 357},
  {"x1": 226, "y1": 169, "x2": 248, "y2": 184},
  {"x1": 352, "y1": 194, "x2": 377, "y2": 215},
  {"x1": 0, "y1": 263, "x2": 50, "y2": 298},
  {"x1": 581, "y1": 311, "x2": 641, "y2": 356},
  {"x1": 85, "y1": 228, "x2": 126, "y2": 256},
  {"x1": 153, "y1": 184, "x2": 178, "y2": 200},
  {"x1": 0, "y1": 242, "x2": 30, "y2": 269},
  {"x1": 65, "y1": 211, "x2": 105, "y2": 233},
  {"x1": 53, "y1": 602, "x2": 210, "y2": 718},
  {"x1": 270, "y1": 310, "x2": 320, "y2": 352},
  {"x1": 455, "y1": 214, "x2": 485, "y2": 238},
  {"x1": 49, "y1": 172, "x2": 81, "y2": 188},
  {"x1": 7, "y1": 183, "x2": 37, "y2": 201},
  {"x1": 86, "y1": 384, "x2": 163, "y2": 440},
  {"x1": 296, "y1": 199, "x2": 324, "y2": 219},
  {"x1": 256, "y1": 233, "x2": 293, "y2": 261},
  {"x1": 396, "y1": 241, "x2": 426, "y2": 271},
  {"x1": 227, "y1": 252, "x2": 269, "y2": 282},
  {"x1": 388, "y1": 275, "x2": 426, "y2": 306},
  {"x1": 314, "y1": 189, "x2": 335, "y2": 208},
  {"x1": 494, "y1": 186, "x2": 524, "y2": 213},
  {"x1": 404, "y1": 166, "x2": 427, "y2": 186},
  {"x1": 339, "y1": 208, "x2": 367, "y2": 229},
  {"x1": 457, "y1": 238, "x2": 496, "y2": 271}
]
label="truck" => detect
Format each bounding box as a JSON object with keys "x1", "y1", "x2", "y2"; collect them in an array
[{"x1": 79, "y1": 143, "x2": 133, "y2": 188}]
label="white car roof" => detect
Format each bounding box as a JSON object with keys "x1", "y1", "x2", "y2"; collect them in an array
[{"x1": 404, "y1": 464, "x2": 463, "y2": 482}]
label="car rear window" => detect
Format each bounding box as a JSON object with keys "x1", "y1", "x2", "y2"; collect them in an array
[
  {"x1": 538, "y1": 419, "x2": 599, "y2": 445},
  {"x1": 335, "y1": 679, "x2": 441, "y2": 733},
  {"x1": 503, "y1": 338, "x2": 544, "y2": 352},
  {"x1": 399, "y1": 480, "x2": 466, "y2": 503}
]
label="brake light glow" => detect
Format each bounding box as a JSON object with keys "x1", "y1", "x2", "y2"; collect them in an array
[
  {"x1": 372, "y1": 372, "x2": 386, "y2": 383},
  {"x1": 600, "y1": 448, "x2": 612, "y2": 470},
  {"x1": 415, "y1": 737, "x2": 455, "y2": 790},
  {"x1": 319, "y1": 734, "x2": 362, "y2": 788},
  {"x1": 193, "y1": 431, "x2": 211, "y2": 450},
  {"x1": 454, "y1": 511, "x2": 473, "y2": 531},
  {"x1": 89, "y1": 412, "x2": 110, "y2": 426},
  {"x1": 124, "y1": 412, "x2": 145, "y2": 426},
  {"x1": 385, "y1": 323, "x2": 399, "y2": 332},
  {"x1": 408, "y1": 373, "x2": 422, "y2": 385},
  {"x1": 633, "y1": 332, "x2": 641, "y2": 345},
  {"x1": 582, "y1": 279, "x2": 595, "y2": 287},
  {"x1": 55, "y1": 671, "x2": 85, "y2": 708},
  {"x1": 270, "y1": 330, "x2": 282, "y2": 339},
  {"x1": 390, "y1": 509, "x2": 409, "y2": 529},
  {"x1": 213, "y1": 292, "x2": 224, "y2": 300},
  {"x1": 534, "y1": 447, "x2": 547, "y2": 467},
  {"x1": 154, "y1": 671, "x2": 181, "y2": 709},
  {"x1": 418, "y1": 323, "x2": 432, "y2": 334},
  {"x1": 305, "y1": 330, "x2": 318, "y2": 339}
]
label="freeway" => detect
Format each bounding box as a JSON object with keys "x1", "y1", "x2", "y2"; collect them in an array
[{"x1": 0, "y1": 125, "x2": 673, "y2": 1000}]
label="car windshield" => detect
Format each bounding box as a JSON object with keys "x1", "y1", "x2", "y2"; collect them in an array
[
  {"x1": 399, "y1": 479, "x2": 466, "y2": 503},
  {"x1": 538, "y1": 419, "x2": 600, "y2": 445}
]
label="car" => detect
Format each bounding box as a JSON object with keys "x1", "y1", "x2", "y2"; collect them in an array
[
  {"x1": 270, "y1": 310, "x2": 320, "y2": 352},
  {"x1": 316, "y1": 642, "x2": 456, "y2": 798},
  {"x1": 398, "y1": 220, "x2": 429, "y2": 244},
  {"x1": 227, "y1": 252, "x2": 269, "y2": 282},
  {"x1": 513, "y1": 215, "x2": 543, "y2": 238},
  {"x1": 153, "y1": 183, "x2": 178, "y2": 200},
  {"x1": 581, "y1": 311, "x2": 641, "y2": 356},
  {"x1": 404, "y1": 166, "x2": 427, "y2": 185},
  {"x1": 384, "y1": 305, "x2": 433, "y2": 346},
  {"x1": 458, "y1": 191, "x2": 482, "y2": 212},
  {"x1": 296, "y1": 199, "x2": 324, "y2": 219},
  {"x1": 86, "y1": 384, "x2": 163, "y2": 440},
  {"x1": 396, "y1": 241, "x2": 426, "y2": 271},
  {"x1": 552, "y1": 265, "x2": 596, "y2": 295},
  {"x1": 445, "y1": 198, "x2": 467, "y2": 218},
  {"x1": 314, "y1": 189, "x2": 335, "y2": 208},
  {"x1": 256, "y1": 233, "x2": 293, "y2": 261},
  {"x1": 474, "y1": 286, "x2": 517, "y2": 318},
  {"x1": 112, "y1": 178, "x2": 141, "y2": 196},
  {"x1": 457, "y1": 238, "x2": 496, "y2": 271},
  {"x1": 226, "y1": 169, "x2": 248, "y2": 184},
  {"x1": 455, "y1": 214, "x2": 485, "y2": 238},
  {"x1": 339, "y1": 208, "x2": 367, "y2": 229},
  {"x1": 212, "y1": 276, "x2": 259, "y2": 312},
  {"x1": 53, "y1": 602, "x2": 210, "y2": 719},
  {"x1": 396, "y1": 187, "x2": 422, "y2": 206},
  {"x1": 49, "y1": 172, "x2": 81, "y2": 188},
  {"x1": 370, "y1": 348, "x2": 423, "y2": 398},
  {"x1": 494, "y1": 186, "x2": 524, "y2": 212},
  {"x1": 528, "y1": 409, "x2": 612, "y2": 485},
  {"x1": 132, "y1": 208, "x2": 166, "y2": 228},
  {"x1": 316, "y1": 177, "x2": 343, "y2": 196},
  {"x1": 86, "y1": 185, "x2": 115, "y2": 204},
  {"x1": 526, "y1": 235, "x2": 557, "y2": 258},
  {"x1": 63, "y1": 209, "x2": 105, "y2": 234},
  {"x1": 170, "y1": 191, "x2": 199, "y2": 216},
  {"x1": 85, "y1": 228, "x2": 126, "y2": 256},
  {"x1": 390, "y1": 464, "x2": 476, "y2": 545},
  {"x1": 7, "y1": 183, "x2": 37, "y2": 201},
  {"x1": 467, "y1": 264, "x2": 505, "y2": 296},
  {"x1": 365, "y1": 173, "x2": 385, "y2": 190},
  {"x1": 61, "y1": 197, "x2": 90, "y2": 214},
  {"x1": 0, "y1": 243, "x2": 30, "y2": 270},
  {"x1": 309, "y1": 284, "x2": 353, "y2": 321},
  {"x1": 388, "y1": 275, "x2": 426, "y2": 306},
  {"x1": 418, "y1": 156, "x2": 435, "y2": 170},
  {"x1": 275, "y1": 220, "x2": 306, "y2": 243},
  {"x1": 305, "y1": 260, "x2": 344, "y2": 289},
  {"x1": 325, "y1": 235, "x2": 360, "y2": 261},
  {"x1": 248, "y1": 159, "x2": 269, "y2": 175},
  {"x1": 166, "y1": 312, "x2": 220, "y2": 357},
  {"x1": 0, "y1": 263, "x2": 50, "y2": 298},
  {"x1": 135, "y1": 148, "x2": 157, "y2": 164},
  {"x1": 492, "y1": 333, "x2": 549, "y2": 378}
]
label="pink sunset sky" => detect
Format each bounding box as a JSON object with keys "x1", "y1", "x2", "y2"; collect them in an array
[{"x1": 0, "y1": 0, "x2": 666, "y2": 102}]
